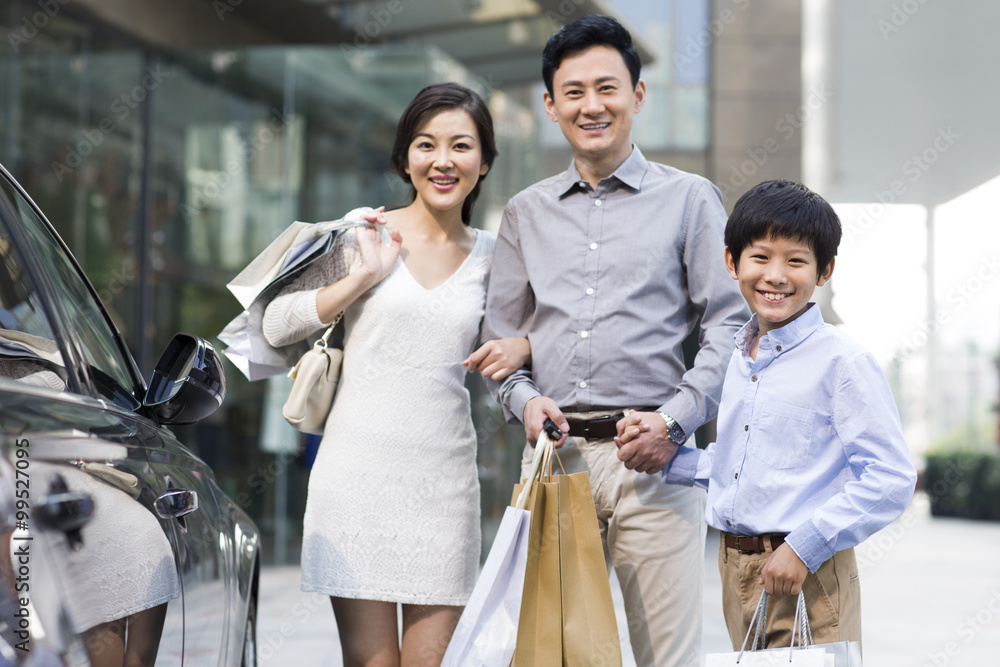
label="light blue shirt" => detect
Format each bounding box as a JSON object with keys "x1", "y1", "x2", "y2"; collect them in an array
[{"x1": 662, "y1": 304, "x2": 917, "y2": 572}]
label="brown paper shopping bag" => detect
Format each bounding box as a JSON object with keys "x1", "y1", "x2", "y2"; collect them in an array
[{"x1": 510, "y1": 434, "x2": 622, "y2": 666}]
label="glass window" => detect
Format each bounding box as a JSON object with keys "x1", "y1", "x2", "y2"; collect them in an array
[
  {"x1": 0, "y1": 0, "x2": 145, "y2": 359},
  {"x1": 0, "y1": 213, "x2": 65, "y2": 388},
  {"x1": 0, "y1": 173, "x2": 139, "y2": 408}
]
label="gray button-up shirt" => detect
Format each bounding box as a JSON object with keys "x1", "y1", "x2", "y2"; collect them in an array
[{"x1": 482, "y1": 147, "x2": 750, "y2": 436}]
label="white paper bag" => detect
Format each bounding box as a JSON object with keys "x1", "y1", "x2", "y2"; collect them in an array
[
  {"x1": 441, "y1": 506, "x2": 531, "y2": 667},
  {"x1": 706, "y1": 591, "x2": 862, "y2": 666},
  {"x1": 441, "y1": 434, "x2": 555, "y2": 667}
]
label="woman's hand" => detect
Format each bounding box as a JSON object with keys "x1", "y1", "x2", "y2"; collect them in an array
[
  {"x1": 355, "y1": 206, "x2": 402, "y2": 288},
  {"x1": 463, "y1": 337, "x2": 531, "y2": 381}
]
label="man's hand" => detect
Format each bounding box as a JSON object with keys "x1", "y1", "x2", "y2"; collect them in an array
[
  {"x1": 759, "y1": 543, "x2": 808, "y2": 597},
  {"x1": 614, "y1": 411, "x2": 679, "y2": 474},
  {"x1": 523, "y1": 396, "x2": 568, "y2": 448}
]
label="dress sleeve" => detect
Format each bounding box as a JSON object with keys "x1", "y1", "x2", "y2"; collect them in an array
[{"x1": 262, "y1": 229, "x2": 362, "y2": 348}]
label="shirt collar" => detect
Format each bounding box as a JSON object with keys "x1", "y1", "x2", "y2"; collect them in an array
[
  {"x1": 554, "y1": 145, "x2": 648, "y2": 197},
  {"x1": 734, "y1": 302, "x2": 825, "y2": 355}
]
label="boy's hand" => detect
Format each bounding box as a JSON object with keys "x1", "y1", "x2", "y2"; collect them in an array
[
  {"x1": 760, "y1": 543, "x2": 808, "y2": 597},
  {"x1": 614, "y1": 411, "x2": 677, "y2": 475}
]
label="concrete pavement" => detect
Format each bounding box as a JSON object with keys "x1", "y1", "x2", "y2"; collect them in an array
[{"x1": 255, "y1": 492, "x2": 1000, "y2": 665}]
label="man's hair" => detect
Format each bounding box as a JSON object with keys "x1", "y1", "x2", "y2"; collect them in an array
[
  {"x1": 542, "y1": 15, "x2": 641, "y2": 96},
  {"x1": 725, "y1": 180, "x2": 842, "y2": 276}
]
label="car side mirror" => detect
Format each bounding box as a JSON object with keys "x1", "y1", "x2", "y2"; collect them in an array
[{"x1": 144, "y1": 333, "x2": 226, "y2": 425}]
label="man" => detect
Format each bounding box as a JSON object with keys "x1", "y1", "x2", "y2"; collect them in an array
[{"x1": 480, "y1": 14, "x2": 749, "y2": 667}]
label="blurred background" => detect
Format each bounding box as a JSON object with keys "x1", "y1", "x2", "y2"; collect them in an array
[{"x1": 0, "y1": 0, "x2": 997, "y2": 572}]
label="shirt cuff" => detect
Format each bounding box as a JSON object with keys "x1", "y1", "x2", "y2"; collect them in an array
[
  {"x1": 660, "y1": 447, "x2": 702, "y2": 486},
  {"x1": 657, "y1": 393, "x2": 702, "y2": 441},
  {"x1": 507, "y1": 381, "x2": 541, "y2": 426},
  {"x1": 785, "y1": 521, "x2": 836, "y2": 573}
]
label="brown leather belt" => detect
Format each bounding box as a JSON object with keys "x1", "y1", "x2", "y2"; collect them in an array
[
  {"x1": 564, "y1": 412, "x2": 625, "y2": 439},
  {"x1": 723, "y1": 532, "x2": 787, "y2": 554},
  {"x1": 563, "y1": 408, "x2": 660, "y2": 440}
]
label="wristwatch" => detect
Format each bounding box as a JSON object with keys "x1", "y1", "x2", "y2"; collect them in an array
[{"x1": 657, "y1": 412, "x2": 687, "y2": 445}]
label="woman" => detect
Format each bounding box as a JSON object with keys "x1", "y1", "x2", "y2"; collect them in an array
[{"x1": 263, "y1": 83, "x2": 527, "y2": 666}]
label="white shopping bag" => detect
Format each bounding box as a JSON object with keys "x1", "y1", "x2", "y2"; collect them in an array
[
  {"x1": 706, "y1": 591, "x2": 862, "y2": 666},
  {"x1": 705, "y1": 648, "x2": 827, "y2": 666},
  {"x1": 440, "y1": 505, "x2": 531, "y2": 667},
  {"x1": 441, "y1": 433, "x2": 553, "y2": 667}
]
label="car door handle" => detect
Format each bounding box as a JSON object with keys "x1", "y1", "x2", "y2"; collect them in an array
[
  {"x1": 154, "y1": 488, "x2": 199, "y2": 520},
  {"x1": 37, "y1": 473, "x2": 94, "y2": 549}
]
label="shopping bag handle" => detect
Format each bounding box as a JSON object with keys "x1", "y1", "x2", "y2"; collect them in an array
[
  {"x1": 514, "y1": 431, "x2": 553, "y2": 510},
  {"x1": 737, "y1": 590, "x2": 813, "y2": 661}
]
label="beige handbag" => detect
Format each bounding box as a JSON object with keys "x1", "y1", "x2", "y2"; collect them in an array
[{"x1": 282, "y1": 312, "x2": 343, "y2": 434}]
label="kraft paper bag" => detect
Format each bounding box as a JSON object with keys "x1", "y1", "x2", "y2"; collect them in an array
[{"x1": 510, "y1": 435, "x2": 622, "y2": 667}]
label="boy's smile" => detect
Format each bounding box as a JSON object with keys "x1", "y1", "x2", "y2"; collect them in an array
[{"x1": 725, "y1": 236, "x2": 835, "y2": 336}]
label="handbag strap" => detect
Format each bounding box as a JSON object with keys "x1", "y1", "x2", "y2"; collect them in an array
[{"x1": 314, "y1": 311, "x2": 345, "y2": 349}]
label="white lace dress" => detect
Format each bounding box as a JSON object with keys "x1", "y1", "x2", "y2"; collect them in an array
[{"x1": 264, "y1": 224, "x2": 495, "y2": 605}]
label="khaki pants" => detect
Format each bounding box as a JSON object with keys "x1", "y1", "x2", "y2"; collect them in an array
[
  {"x1": 718, "y1": 534, "x2": 863, "y2": 651},
  {"x1": 520, "y1": 411, "x2": 707, "y2": 667}
]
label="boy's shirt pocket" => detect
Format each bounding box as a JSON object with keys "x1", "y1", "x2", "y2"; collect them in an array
[{"x1": 750, "y1": 401, "x2": 817, "y2": 470}]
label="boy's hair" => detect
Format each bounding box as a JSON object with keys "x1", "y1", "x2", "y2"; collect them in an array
[
  {"x1": 725, "y1": 179, "x2": 842, "y2": 277},
  {"x1": 542, "y1": 15, "x2": 641, "y2": 96}
]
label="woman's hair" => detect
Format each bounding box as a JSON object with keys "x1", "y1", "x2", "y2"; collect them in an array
[{"x1": 389, "y1": 82, "x2": 498, "y2": 225}]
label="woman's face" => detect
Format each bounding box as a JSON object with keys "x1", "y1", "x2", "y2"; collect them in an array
[{"x1": 405, "y1": 108, "x2": 489, "y2": 215}]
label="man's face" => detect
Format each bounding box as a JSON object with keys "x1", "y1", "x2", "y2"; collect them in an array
[{"x1": 544, "y1": 44, "x2": 645, "y2": 165}]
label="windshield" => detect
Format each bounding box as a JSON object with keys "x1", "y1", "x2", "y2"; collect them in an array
[{"x1": 0, "y1": 173, "x2": 139, "y2": 408}]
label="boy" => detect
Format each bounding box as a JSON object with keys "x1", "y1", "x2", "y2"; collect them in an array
[{"x1": 618, "y1": 179, "x2": 917, "y2": 648}]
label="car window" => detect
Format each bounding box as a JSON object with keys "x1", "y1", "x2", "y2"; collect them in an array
[
  {"x1": 0, "y1": 226, "x2": 67, "y2": 390},
  {"x1": 0, "y1": 176, "x2": 139, "y2": 408}
]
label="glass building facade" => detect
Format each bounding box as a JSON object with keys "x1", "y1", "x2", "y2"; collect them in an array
[{"x1": 0, "y1": 0, "x2": 540, "y2": 563}]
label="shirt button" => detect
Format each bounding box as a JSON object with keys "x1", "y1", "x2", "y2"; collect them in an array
[
  {"x1": 594, "y1": 199, "x2": 603, "y2": 207},
  {"x1": 579, "y1": 381, "x2": 588, "y2": 388},
  {"x1": 734, "y1": 473, "x2": 738, "y2": 480},
  {"x1": 590, "y1": 242, "x2": 598, "y2": 250},
  {"x1": 751, "y1": 375, "x2": 758, "y2": 382},
  {"x1": 585, "y1": 287, "x2": 594, "y2": 295},
  {"x1": 744, "y1": 425, "x2": 749, "y2": 431},
  {"x1": 580, "y1": 331, "x2": 589, "y2": 339},
  {"x1": 776, "y1": 345, "x2": 782, "y2": 352},
  {"x1": 726, "y1": 520, "x2": 732, "y2": 527}
]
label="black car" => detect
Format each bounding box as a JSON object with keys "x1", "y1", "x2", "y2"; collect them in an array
[{"x1": 0, "y1": 162, "x2": 259, "y2": 666}]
